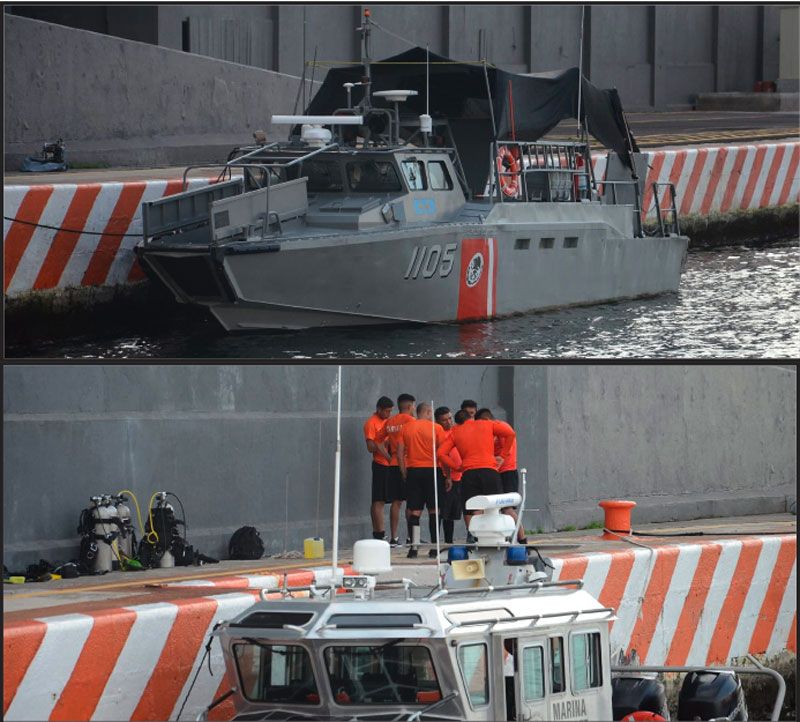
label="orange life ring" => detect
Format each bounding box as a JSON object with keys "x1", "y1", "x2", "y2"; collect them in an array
[
  {"x1": 621, "y1": 712, "x2": 666, "y2": 721},
  {"x1": 496, "y1": 145, "x2": 521, "y2": 198}
]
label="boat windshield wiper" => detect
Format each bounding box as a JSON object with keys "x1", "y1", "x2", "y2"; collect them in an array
[
  {"x1": 403, "y1": 691, "x2": 459, "y2": 721},
  {"x1": 242, "y1": 637, "x2": 288, "y2": 653}
]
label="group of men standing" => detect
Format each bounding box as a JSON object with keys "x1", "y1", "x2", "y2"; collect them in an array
[{"x1": 363, "y1": 394, "x2": 526, "y2": 558}]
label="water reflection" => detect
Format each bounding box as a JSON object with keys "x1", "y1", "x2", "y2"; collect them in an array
[{"x1": 10, "y1": 242, "x2": 799, "y2": 359}]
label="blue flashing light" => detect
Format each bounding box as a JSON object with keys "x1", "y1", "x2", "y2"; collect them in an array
[
  {"x1": 506, "y1": 546, "x2": 528, "y2": 565},
  {"x1": 448, "y1": 546, "x2": 469, "y2": 562}
]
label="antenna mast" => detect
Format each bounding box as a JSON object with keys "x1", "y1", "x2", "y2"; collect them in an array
[
  {"x1": 576, "y1": 5, "x2": 585, "y2": 139},
  {"x1": 331, "y1": 366, "x2": 342, "y2": 583},
  {"x1": 360, "y1": 8, "x2": 372, "y2": 109}
]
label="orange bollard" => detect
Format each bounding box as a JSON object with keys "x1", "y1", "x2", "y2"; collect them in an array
[{"x1": 598, "y1": 499, "x2": 636, "y2": 540}]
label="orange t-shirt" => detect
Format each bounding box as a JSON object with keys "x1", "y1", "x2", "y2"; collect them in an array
[
  {"x1": 437, "y1": 418, "x2": 515, "y2": 472},
  {"x1": 377, "y1": 412, "x2": 415, "y2": 466},
  {"x1": 363, "y1": 413, "x2": 389, "y2": 466},
  {"x1": 401, "y1": 419, "x2": 448, "y2": 469},
  {"x1": 445, "y1": 429, "x2": 463, "y2": 481},
  {"x1": 493, "y1": 421, "x2": 517, "y2": 472}
]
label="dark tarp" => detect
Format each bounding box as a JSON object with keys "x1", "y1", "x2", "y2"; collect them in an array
[{"x1": 305, "y1": 47, "x2": 638, "y2": 194}]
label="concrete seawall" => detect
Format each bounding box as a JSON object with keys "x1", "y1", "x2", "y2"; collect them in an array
[
  {"x1": 4, "y1": 141, "x2": 798, "y2": 300},
  {"x1": 3, "y1": 533, "x2": 795, "y2": 721},
  {"x1": 4, "y1": 365, "x2": 795, "y2": 569}
]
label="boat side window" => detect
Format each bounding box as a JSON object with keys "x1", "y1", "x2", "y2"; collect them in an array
[
  {"x1": 522, "y1": 645, "x2": 546, "y2": 701},
  {"x1": 323, "y1": 645, "x2": 441, "y2": 705},
  {"x1": 401, "y1": 160, "x2": 427, "y2": 190},
  {"x1": 457, "y1": 642, "x2": 490, "y2": 708},
  {"x1": 427, "y1": 160, "x2": 453, "y2": 190},
  {"x1": 302, "y1": 160, "x2": 344, "y2": 192},
  {"x1": 550, "y1": 636, "x2": 565, "y2": 694},
  {"x1": 346, "y1": 161, "x2": 402, "y2": 193},
  {"x1": 233, "y1": 643, "x2": 320, "y2": 705},
  {"x1": 570, "y1": 632, "x2": 603, "y2": 692}
]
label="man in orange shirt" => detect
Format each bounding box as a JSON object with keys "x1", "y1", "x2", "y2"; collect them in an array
[
  {"x1": 375, "y1": 393, "x2": 416, "y2": 546},
  {"x1": 363, "y1": 396, "x2": 393, "y2": 541},
  {"x1": 398, "y1": 402, "x2": 450, "y2": 558},
  {"x1": 437, "y1": 411, "x2": 515, "y2": 534},
  {"x1": 435, "y1": 406, "x2": 463, "y2": 544},
  {"x1": 477, "y1": 408, "x2": 526, "y2": 544}
]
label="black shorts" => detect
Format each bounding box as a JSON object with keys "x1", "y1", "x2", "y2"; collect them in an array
[
  {"x1": 406, "y1": 467, "x2": 446, "y2": 512},
  {"x1": 441, "y1": 480, "x2": 463, "y2": 521},
  {"x1": 371, "y1": 461, "x2": 391, "y2": 503},
  {"x1": 387, "y1": 465, "x2": 406, "y2": 502},
  {"x1": 461, "y1": 468, "x2": 503, "y2": 511},
  {"x1": 501, "y1": 469, "x2": 519, "y2": 494},
  {"x1": 372, "y1": 462, "x2": 406, "y2": 503}
]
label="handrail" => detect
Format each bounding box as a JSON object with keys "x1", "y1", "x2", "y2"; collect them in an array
[
  {"x1": 444, "y1": 606, "x2": 615, "y2": 632},
  {"x1": 611, "y1": 655, "x2": 785, "y2": 722},
  {"x1": 426, "y1": 578, "x2": 584, "y2": 601},
  {"x1": 651, "y1": 181, "x2": 680, "y2": 236}
]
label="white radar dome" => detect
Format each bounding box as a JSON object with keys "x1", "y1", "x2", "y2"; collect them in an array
[{"x1": 353, "y1": 539, "x2": 392, "y2": 574}]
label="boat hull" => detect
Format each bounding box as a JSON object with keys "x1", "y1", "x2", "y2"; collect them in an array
[{"x1": 137, "y1": 211, "x2": 688, "y2": 331}]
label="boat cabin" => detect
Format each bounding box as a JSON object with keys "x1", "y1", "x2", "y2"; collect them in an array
[{"x1": 215, "y1": 582, "x2": 615, "y2": 721}]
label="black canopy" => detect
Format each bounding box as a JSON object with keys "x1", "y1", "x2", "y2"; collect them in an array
[{"x1": 305, "y1": 47, "x2": 638, "y2": 193}]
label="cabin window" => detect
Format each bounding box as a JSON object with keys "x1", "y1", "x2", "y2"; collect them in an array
[
  {"x1": 401, "y1": 160, "x2": 427, "y2": 190},
  {"x1": 346, "y1": 161, "x2": 402, "y2": 193},
  {"x1": 514, "y1": 238, "x2": 531, "y2": 250},
  {"x1": 323, "y1": 644, "x2": 441, "y2": 705},
  {"x1": 303, "y1": 160, "x2": 344, "y2": 192},
  {"x1": 427, "y1": 161, "x2": 453, "y2": 190},
  {"x1": 539, "y1": 238, "x2": 555, "y2": 249},
  {"x1": 457, "y1": 643, "x2": 489, "y2": 707},
  {"x1": 234, "y1": 643, "x2": 320, "y2": 705},
  {"x1": 564, "y1": 236, "x2": 579, "y2": 249},
  {"x1": 522, "y1": 645, "x2": 546, "y2": 701},
  {"x1": 570, "y1": 632, "x2": 603, "y2": 692},
  {"x1": 550, "y1": 636, "x2": 565, "y2": 693}
]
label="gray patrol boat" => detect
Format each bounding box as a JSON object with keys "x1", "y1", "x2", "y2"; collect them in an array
[{"x1": 136, "y1": 14, "x2": 687, "y2": 331}]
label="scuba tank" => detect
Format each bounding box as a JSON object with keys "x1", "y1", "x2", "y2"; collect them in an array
[
  {"x1": 139, "y1": 492, "x2": 185, "y2": 568},
  {"x1": 80, "y1": 495, "x2": 118, "y2": 574},
  {"x1": 113, "y1": 494, "x2": 135, "y2": 560}
]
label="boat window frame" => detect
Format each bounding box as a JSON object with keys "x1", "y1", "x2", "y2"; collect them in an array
[
  {"x1": 456, "y1": 640, "x2": 491, "y2": 710},
  {"x1": 321, "y1": 642, "x2": 443, "y2": 707},
  {"x1": 232, "y1": 641, "x2": 322, "y2": 706},
  {"x1": 548, "y1": 634, "x2": 567, "y2": 697},
  {"x1": 520, "y1": 642, "x2": 547, "y2": 702},
  {"x1": 427, "y1": 159, "x2": 454, "y2": 191},
  {"x1": 400, "y1": 159, "x2": 428, "y2": 191},
  {"x1": 568, "y1": 628, "x2": 605, "y2": 696}
]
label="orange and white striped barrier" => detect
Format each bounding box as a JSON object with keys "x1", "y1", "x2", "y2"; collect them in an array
[
  {"x1": 3, "y1": 178, "x2": 211, "y2": 297},
  {"x1": 160, "y1": 564, "x2": 354, "y2": 590},
  {"x1": 3, "y1": 536, "x2": 794, "y2": 721},
  {"x1": 3, "y1": 142, "x2": 798, "y2": 299},
  {"x1": 550, "y1": 534, "x2": 796, "y2": 665},
  {"x1": 638, "y1": 141, "x2": 800, "y2": 221}
]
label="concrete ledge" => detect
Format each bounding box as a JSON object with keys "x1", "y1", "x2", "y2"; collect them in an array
[
  {"x1": 3, "y1": 535, "x2": 795, "y2": 720},
  {"x1": 695, "y1": 92, "x2": 800, "y2": 112}
]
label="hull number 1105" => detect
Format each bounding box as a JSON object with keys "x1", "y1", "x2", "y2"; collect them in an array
[{"x1": 405, "y1": 243, "x2": 458, "y2": 280}]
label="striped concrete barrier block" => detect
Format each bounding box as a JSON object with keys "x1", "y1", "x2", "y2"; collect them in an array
[
  {"x1": 639, "y1": 141, "x2": 800, "y2": 221},
  {"x1": 550, "y1": 534, "x2": 796, "y2": 666},
  {"x1": 2, "y1": 142, "x2": 798, "y2": 298},
  {"x1": 3, "y1": 537, "x2": 794, "y2": 721},
  {"x1": 3, "y1": 178, "x2": 211, "y2": 298}
]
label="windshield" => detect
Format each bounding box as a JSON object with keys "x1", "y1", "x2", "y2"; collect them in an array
[
  {"x1": 302, "y1": 159, "x2": 344, "y2": 192},
  {"x1": 234, "y1": 643, "x2": 320, "y2": 705},
  {"x1": 324, "y1": 644, "x2": 441, "y2": 705},
  {"x1": 346, "y1": 161, "x2": 402, "y2": 193}
]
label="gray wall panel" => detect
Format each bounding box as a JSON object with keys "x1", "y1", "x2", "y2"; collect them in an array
[{"x1": 4, "y1": 365, "x2": 795, "y2": 569}]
